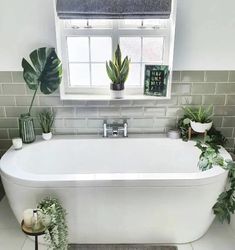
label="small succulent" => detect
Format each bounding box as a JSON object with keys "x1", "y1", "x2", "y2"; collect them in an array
[
  {"x1": 38, "y1": 110, "x2": 54, "y2": 133},
  {"x1": 182, "y1": 105, "x2": 213, "y2": 123},
  {"x1": 106, "y1": 44, "x2": 130, "y2": 85}
]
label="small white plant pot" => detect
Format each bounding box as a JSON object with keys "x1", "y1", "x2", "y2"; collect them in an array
[
  {"x1": 190, "y1": 121, "x2": 213, "y2": 133},
  {"x1": 110, "y1": 90, "x2": 124, "y2": 99},
  {"x1": 42, "y1": 132, "x2": 52, "y2": 140}
]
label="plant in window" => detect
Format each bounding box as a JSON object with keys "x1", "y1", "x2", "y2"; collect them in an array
[
  {"x1": 106, "y1": 44, "x2": 130, "y2": 99},
  {"x1": 20, "y1": 47, "x2": 62, "y2": 143},
  {"x1": 182, "y1": 105, "x2": 213, "y2": 133},
  {"x1": 38, "y1": 110, "x2": 55, "y2": 140}
]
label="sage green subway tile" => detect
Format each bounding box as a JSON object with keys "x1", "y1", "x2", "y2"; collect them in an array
[
  {"x1": 0, "y1": 96, "x2": 15, "y2": 106},
  {"x1": 99, "y1": 108, "x2": 121, "y2": 117},
  {"x1": 223, "y1": 117, "x2": 235, "y2": 127},
  {"x1": 63, "y1": 100, "x2": 87, "y2": 106},
  {"x1": 39, "y1": 96, "x2": 63, "y2": 106},
  {"x1": 218, "y1": 128, "x2": 234, "y2": 137},
  {"x1": 87, "y1": 119, "x2": 103, "y2": 128},
  {"x1": 54, "y1": 107, "x2": 75, "y2": 118},
  {"x1": 15, "y1": 96, "x2": 39, "y2": 106},
  {"x1": 0, "y1": 85, "x2": 2, "y2": 94},
  {"x1": 64, "y1": 119, "x2": 87, "y2": 128},
  {"x1": 0, "y1": 129, "x2": 8, "y2": 139},
  {"x1": 0, "y1": 118, "x2": 18, "y2": 128},
  {"x1": 0, "y1": 107, "x2": 5, "y2": 117},
  {"x1": 76, "y1": 128, "x2": 100, "y2": 134},
  {"x1": 191, "y1": 83, "x2": 216, "y2": 94},
  {"x1": 141, "y1": 128, "x2": 166, "y2": 133},
  {"x1": 109, "y1": 100, "x2": 133, "y2": 106},
  {"x1": 86, "y1": 101, "x2": 109, "y2": 106},
  {"x1": 129, "y1": 118, "x2": 154, "y2": 128},
  {"x1": 181, "y1": 71, "x2": 204, "y2": 82},
  {"x1": 154, "y1": 118, "x2": 176, "y2": 127},
  {"x1": 53, "y1": 128, "x2": 77, "y2": 135},
  {"x1": 214, "y1": 106, "x2": 235, "y2": 116},
  {"x1": 229, "y1": 71, "x2": 235, "y2": 82},
  {"x1": 76, "y1": 107, "x2": 99, "y2": 118},
  {"x1": 172, "y1": 83, "x2": 191, "y2": 95},
  {"x1": 121, "y1": 107, "x2": 144, "y2": 117},
  {"x1": 216, "y1": 83, "x2": 235, "y2": 94},
  {"x1": 212, "y1": 117, "x2": 223, "y2": 127},
  {"x1": 53, "y1": 119, "x2": 65, "y2": 128},
  {"x1": 144, "y1": 107, "x2": 165, "y2": 117},
  {"x1": 172, "y1": 71, "x2": 181, "y2": 82},
  {"x1": 30, "y1": 107, "x2": 51, "y2": 117},
  {"x1": 156, "y1": 96, "x2": 178, "y2": 106},
  {"x1": 0, "y1": 139, "x2": 12, "y2": 150},
  {"x1": 2, "y1": 84, "x2": 25, "y2": 95},
  {"x1": 0, "y1": 72, "x2": 12, "y2": 83},
  {"x1": 225, "y1": 138, "x2": 235, "y2": 148},
  {"x1": 205, "y1": 71, "x2": 229, "y2": 82},
  {"x1": 5, "y1": 107, "x2": 28, "y2": 117},
  {"x1": 178, "y1": 95, "x2": 202, "y2": 105},
  {"x1": 26, "y1": 88, "x2": 60, "y2": 96},
  {"x1": 203, "y1": 95, "x2": 226, "y2": 105},
  {"x1": 12, "y1": 71, "x2": 24, "y2": 83},
  {"x1": 166, "y1": 107, "x2": 183, "y2": 117},
  {"x1": 226, "y1": 95, "x2": 235, "y2": 105},
  {"x1": 8, "y1": 129, "x2": 20, "y2": 138},
  {"x1": 132, "y1": 100, "x2": 157, "y2": 106}
]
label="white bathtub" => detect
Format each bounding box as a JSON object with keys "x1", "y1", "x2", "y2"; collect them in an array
[{"x1": 0, "y1": 135, "x2": 231, "y2": 244}]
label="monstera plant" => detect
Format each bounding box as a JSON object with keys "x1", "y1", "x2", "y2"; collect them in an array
[{"x1": 20, "y1": 47, "x2": 62, "y2": 143}]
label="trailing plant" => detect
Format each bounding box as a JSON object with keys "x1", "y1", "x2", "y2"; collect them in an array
[
  {"x1": 195, "y1": 139, "x2": 235, "y2": 223},
  {"x1": 38, "y1": 110, "x2": 54, "y2": 133},
  {"x1": 106, "y1": 44, "x2": 130, "y2": 85},
  {"x1": 22, "y1": 47, "x2": 62, "y2": 115},
  {"x1": 37, "y1": 197, "x2": 68, "y2": 250},
  {"x1": 182, "y1": 105, "x2": 213, "y2": 123}
]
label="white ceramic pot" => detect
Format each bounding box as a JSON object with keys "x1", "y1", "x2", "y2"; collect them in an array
[
  {"x1": 42, "y1": 132, "x2": 52, "y2": 140},
  {"x1": 110, "y1": 89, "x2": 124, "y2": 99},
  {"x1": 190, "y1": 121, "x2": 213, "y2": 133}
]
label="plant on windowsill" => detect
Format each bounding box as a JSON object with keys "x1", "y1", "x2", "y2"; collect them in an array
[
  {"x1": 20, "y1": 47, "x2": 62, "y2": 143},
  {"x1": 182, "y1": 105, "x2": 213, "y2": 133},
  {"x1": 38, "y1": 110, "x2": 54, "y2": 140},
  {"x1": 106, "y1": 44, "x2": 130, "y2": 99},
  {"x1": 37, "y1": 197, "x2": 68, "y2": 250}
]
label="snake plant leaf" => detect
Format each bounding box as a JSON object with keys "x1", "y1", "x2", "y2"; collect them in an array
[
  {"x1": 22, "y1": 47, "x2": 62, "y2": 94},
  {"x1": 114, "y1": 44, "x2": 122, "y2": 69}
]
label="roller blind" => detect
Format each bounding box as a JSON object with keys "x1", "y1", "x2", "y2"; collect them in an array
[{"x1": 56, "y1": 0, "x2": 172, "y2": 19}]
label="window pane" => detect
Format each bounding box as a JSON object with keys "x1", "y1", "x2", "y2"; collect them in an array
[
  {"x1": 67, "y1": 37, "x2": 89, "y2": 62},
  {"x1": 91, "y1": 63, "x2": 110, "y2": 86},
  {"x1": 90, "y1": 37, "x2": 112, "y2": 62},
  {"x1": 119, "y1": 37, "x2": 141, "y2": 62},
  {"x1": 69, "y1": 63, "x2": 90, "y2": 86},
  {"x1": 143, "y1": 37, "x2": 164, "y2": 62},
  {"x1": 125, "y1": 63, "x2": 141, "y2": 86}
]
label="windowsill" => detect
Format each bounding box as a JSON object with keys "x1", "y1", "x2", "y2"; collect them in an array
[{"x1": 60, "y1": 93, "x2": 170, "y2": 101}]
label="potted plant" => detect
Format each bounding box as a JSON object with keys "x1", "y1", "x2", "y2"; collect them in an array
[
  {"x1": 21, "y1": 47, "x2": 62, "y2": 143},
  {"x1": 106, "y1": 44, "x2": 130, "y2": 99},
  {"x1": 182, "y1": 105, "x2": 213, "y2": 133},
  {"x1": 38, "y1": 110, "x2": 54, "y2": 140}
]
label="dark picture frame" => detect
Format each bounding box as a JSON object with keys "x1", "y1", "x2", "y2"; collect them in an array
[{"x1": 144, "y1": 65, "x2": 169, "y2": 97}]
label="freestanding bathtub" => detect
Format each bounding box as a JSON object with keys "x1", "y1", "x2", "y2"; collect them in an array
[{"x1": 0, "y1": 135, "x2": 231, "y2": 244}]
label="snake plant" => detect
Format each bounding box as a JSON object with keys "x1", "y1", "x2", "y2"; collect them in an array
[
  {"x1": 22, "y1": 47, "x2": 62, "y2": 115},
  {"x1": 106, "y1": 45, "x2": 130, "y2": 86},
  {"x1": 38, "y1": 110, "x2": 54, "y2": 133}
]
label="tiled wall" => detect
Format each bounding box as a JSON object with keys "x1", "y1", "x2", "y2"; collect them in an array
[{"x1": 0, "y1": 70, "x2": 235, "y2": 157}]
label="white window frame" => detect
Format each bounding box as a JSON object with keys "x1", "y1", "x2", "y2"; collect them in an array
[{"x1": 54, "y1": 1, "x2": 177, "y2": 100}]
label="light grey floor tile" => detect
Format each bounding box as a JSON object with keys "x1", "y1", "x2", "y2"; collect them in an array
[
  {"x1": 0, "y1": 228, "x2": 26, "y2": 250},
  {"x1": 21, "y1": 238, "x2": 48, "y2": 250}
]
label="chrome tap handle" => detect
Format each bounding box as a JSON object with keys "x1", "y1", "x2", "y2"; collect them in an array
[
  {"x1": 103, "y1": 121, "x2": 107, "y2": 137},
  {"x1": 123, "y1": 121, "x2": 128, "y2": 137}
]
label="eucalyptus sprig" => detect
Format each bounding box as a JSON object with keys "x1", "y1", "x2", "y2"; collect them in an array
[
  {"x1": 37, "y1": 197, "x2": 68, "y2": 250},
  {"x1": 195, "y1": 139, "x2": 235, "y2": 223}
]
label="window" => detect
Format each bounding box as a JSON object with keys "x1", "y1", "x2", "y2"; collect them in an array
[{"x1": 57, "y1": 18, "x2": 174, "y2": 99}]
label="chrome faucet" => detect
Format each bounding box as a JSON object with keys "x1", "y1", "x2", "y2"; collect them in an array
[{"x1": 103, "y1": 120, "x2": 128, "y2": 137}]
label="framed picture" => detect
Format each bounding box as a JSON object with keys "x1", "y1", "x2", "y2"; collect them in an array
[{"x1": 144, "y1": 65, "x2": 169, "y2": 97}]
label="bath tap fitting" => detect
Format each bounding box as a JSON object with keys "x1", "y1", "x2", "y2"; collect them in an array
[{"x1": 103, "y1": 120, "x2": 128, "y2": 137}]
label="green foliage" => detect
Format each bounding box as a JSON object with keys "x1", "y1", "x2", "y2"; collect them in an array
[
  {"x1": 106, "y1": 44, "x2": 130, "y2": 84},
  {"x1": 182, "y1": 105, "x2": 213, "y2": 123},
  {"x1": 22, "y1": 47, "x2": 62, "y2": 114},
  {"x1": 38, "y1": 110, "x2": 54, "y2": 133},
  {"x1": 195, "y1": 139, "x2": 235, "y2": 223},
  {"x1": 37, "y1": 197, "x2": 68, "y2": 250}
]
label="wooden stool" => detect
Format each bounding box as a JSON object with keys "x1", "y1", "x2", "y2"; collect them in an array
[
  {"x1": 188, "y1": 127, "x2": 208, "y2": 141},
  {"x1": 21, "y1": 220, "x2": 46, "y2": 250}
]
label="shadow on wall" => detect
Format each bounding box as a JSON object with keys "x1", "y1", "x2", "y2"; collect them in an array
[{"x1": 0, "y1": 177, "x2": 5, "y2": 201}]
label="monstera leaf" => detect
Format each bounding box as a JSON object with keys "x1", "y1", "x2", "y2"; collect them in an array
[{"x1": 22, "y1": 47, "x2": 62, "y2": 114}]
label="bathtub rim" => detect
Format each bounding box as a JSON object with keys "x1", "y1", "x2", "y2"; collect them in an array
[{"x1": 0, "y1": 135, "x2": 231, "y2": 188}]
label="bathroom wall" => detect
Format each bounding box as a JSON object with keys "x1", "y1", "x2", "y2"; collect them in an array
[{"x1": 0, "y1": 70, "x2": 234, "y2": 158}]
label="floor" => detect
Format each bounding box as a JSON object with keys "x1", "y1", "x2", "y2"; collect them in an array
[{"x1": 1, "y1": 196, "x2": 235, "y2": 250}]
